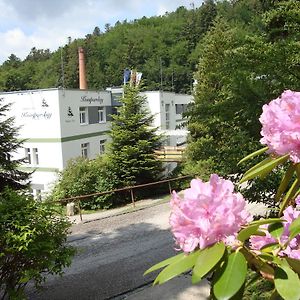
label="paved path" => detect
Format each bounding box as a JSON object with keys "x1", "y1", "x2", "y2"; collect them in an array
[
  {"x1": 26, "y1": 201, "x2": 210, "y2": 299},
  {"x1": 25, "y1": 197, "x2": 268, "y2": 299}
]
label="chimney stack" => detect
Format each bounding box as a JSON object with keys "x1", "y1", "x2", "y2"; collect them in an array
[{"x1": 78, "y1": 47, "x2": 87, "y2": 90}]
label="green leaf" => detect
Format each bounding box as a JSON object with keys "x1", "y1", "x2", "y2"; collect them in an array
[
  {"x1": 144, "y1": 252, "x2": 185, "y2": 275},
  {"x1": 19, "y1": 276, "x2": 31, "y2": 283},
  {"x1": 261, "y1": 243, "x2": 280, "y2": 253},
  {"x1": 213, "y1": 251, "x2": 247, "y2": 300},
  {"x1": 192, "y1": 242, "x2": 225, "y2": 284},
  {"x1": 289, "y1": 217, "x2": 300, "y2": 241},
  {"x1": 275, "y1": 163, "x2": 296, "y2": 202},
  {"x1": 154, "y1": 250, "x2": 200, "y2": 285},
  {"x1": 258, "y1": 253, "x2": 276, "y2": 262},
  {"x1": 240, "y1": 154, "x2": 289, "y2": 184},
  {"x1": 243, "y1": 157, "x2": 273, "y2": 177},
  {"x1": 279, "y1": 178, "x2": 300, "y2": 215},
  {"x1": 237, "y1": 146, "x2": 269, "y2": 166},
  {"x1": 286, "y1": 257, "x2": 300, "y2": 275},
  {"x1": 237, "y1": 224, "x2": 265, "y2": 242},
  {"x1": 274, "y1": 265, "x2": 300, "y2": 300},
  {"x1": 268, "y1": 222, "x2": 284, "y2": 239},
  {"x1": 249, "y1": 218, "x2": 285, "y2": 226}
]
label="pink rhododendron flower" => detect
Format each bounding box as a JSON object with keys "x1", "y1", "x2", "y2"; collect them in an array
[
  {"x1": 169, "y1": 174, "x2": 252, "y2": 253},
  {"x1": 259, "y1": 90, "x2": 300, "y2": 163},
  {"x1": 250, "y1": 195, "x2": 300, "y2": 259}
]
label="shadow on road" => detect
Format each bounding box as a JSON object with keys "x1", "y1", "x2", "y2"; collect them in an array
[
  {"x1": 25, "y1": 220, "x2": 179, "y2": 300},
  {"x1": 26, "y1": 202, "x2": 210, "y2": 300}
]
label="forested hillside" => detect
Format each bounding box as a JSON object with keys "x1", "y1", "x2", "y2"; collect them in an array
[
  {"x1": 1, "y1": 0, "x2": 300, "y2": 203},
  {"x1": 0, "y1": 0, "x2": 217, "y2": 93},
  {"x1": 184, "y1": 0, "x2": 300, "y2": 204}
]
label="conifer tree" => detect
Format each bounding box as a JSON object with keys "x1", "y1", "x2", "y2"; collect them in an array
[
  {"x1": 0, "y1": 98, "x2": 30, "y2": 191},
  {"x1": 107, "y1": 86, "x2": 163, "y2": 190}
]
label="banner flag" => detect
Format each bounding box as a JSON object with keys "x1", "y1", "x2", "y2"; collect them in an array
[
  {"x1": 136, "y1": 72, "x2": 142, "y2": 86},
  {"x1": 130, "y1": 70, "x2": 137, "y2": 87},
  {"x1": 123, "y1": 68, "x2": 131, "y2": 85}
]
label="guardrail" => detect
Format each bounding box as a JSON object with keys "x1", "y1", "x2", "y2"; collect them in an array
[{"x1": 59, "y1": 174, "x2": 194, "y2": 221}]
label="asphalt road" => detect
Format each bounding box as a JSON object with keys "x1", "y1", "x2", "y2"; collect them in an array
[{"x1": 26, "y1": 203, "x2": 178, "y2": 300}]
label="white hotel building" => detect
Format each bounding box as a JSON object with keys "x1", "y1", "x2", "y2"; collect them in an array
[{"x1": 0, "y1": 87, "x2": 192, "y2": 197}]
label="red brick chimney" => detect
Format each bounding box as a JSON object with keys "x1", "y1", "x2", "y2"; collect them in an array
[{"x1": 78, "y1": 47, "x2": 87, "y2": 90}]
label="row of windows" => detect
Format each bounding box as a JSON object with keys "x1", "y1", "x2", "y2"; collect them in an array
[
  {"x1": 81, "y1": 139, "x2": 106, "y2": 158},
  {"x1": 79, "y1": 106, "x2": 106, "y2": 125},
  {"x1": 164, "y1": 103, "x2": 188, "y2": 129},
  {"x1": 24, "y1": 140, "x2": 107, "y2": 165},
  {"x1": 25, "y1": 148, "x2": 39, "y2": 165}
]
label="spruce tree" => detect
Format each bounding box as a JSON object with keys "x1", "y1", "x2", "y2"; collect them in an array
[
  {"x1": 107, "y1": 86, "x2": 163, "y2": 190},
  {"x1": 0, "y1": 98, "x2": 30, "y2": 191}
]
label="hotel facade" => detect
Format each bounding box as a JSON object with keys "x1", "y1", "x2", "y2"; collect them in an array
[{"x1": 1, "y1": 87, "x2": 192, "y2": 197}]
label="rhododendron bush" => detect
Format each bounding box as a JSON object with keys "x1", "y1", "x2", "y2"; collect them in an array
[{"x1": 145, "y1": 91, "x2": 300, "y2": 300}]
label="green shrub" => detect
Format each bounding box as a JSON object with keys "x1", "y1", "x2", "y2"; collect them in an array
[{"x1": 0, "y1": 188, "x2": 75, "y2": 299}]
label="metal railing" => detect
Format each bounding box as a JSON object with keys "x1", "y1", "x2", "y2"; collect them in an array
[{"x1": 59, "y1": 174, "x2": 194, "y2": 221}]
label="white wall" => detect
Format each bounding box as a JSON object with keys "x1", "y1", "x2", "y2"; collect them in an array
[
  {"x1": 141, "y1": 91, "x2": 162, "y2": 128},
  {"x1": 58, "y1": 89, "x2": 111, "y2": 137},
  {"x1": 19, "y1": 142, "x2": 64, "y2": 169},
  {"x1": 30, "y1": 170, "x2": 59, "y2": 196},
  {"x1": 1, "y1": 89, "x2": 62, "y2": 139},
  {"x1": 0, "y1": 88, "x2": 112, "y2": 195},
  {"x1": 141, "y1": 91, "x2": 192, "y2": 147},
  {"x1": 61, "y1": 134, "x2": 110, "y2": 167}
]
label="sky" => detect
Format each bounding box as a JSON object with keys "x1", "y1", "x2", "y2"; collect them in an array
[{"x1": 0, "y1": 0, "x2": 203, "y2": 64}]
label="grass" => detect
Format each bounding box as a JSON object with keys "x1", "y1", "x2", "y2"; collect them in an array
[{"x1": 243, "y1": 271, "x2": 281, "y2": 300}]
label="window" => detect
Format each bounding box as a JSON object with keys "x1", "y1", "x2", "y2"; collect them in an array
[
  {"x1": 25, "y1": 148, "x2": 39, "y2": 165},
  {"x1": 31, "y1": 184, "x2": 44, "y2": 199},
  {"x1": 79, "y1": 107, "x2": 88, "y2": 124},
  {"x1": 81, "y1": 143, "x2": 89, "y2": 158},
  {"x1": 175, "y1": 104, "x2": 188, "y2": 115},
  {"x1": 175, "y1": 104, "x2": 183, "y2": 114},
  {"x1": 99, "y1": 139, "x2": 106, "y2": 154},
  {"x1": 25, "y1": 148, "x2": 31, "y2": 164},
  {"x1": 98, "y1": 106, "x2": 105, "y2": 123},
  {"x1": 33, "y1": 148, "x2": 39, "y2": 165},
  {"x1": 35, "y1": 189, "x2": 41, "y2": 201},
  {"x1": 165, "y1": 104, "x2": 170, "y2": 129}
]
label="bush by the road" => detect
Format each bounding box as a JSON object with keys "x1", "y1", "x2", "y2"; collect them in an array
[{"x1": 0, "y1": 188, "x2": 75, "y2": 299}]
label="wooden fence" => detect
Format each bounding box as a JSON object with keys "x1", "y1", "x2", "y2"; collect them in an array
[{"x1": 59, "y1": 174, "x2": 194, "y2": 221}]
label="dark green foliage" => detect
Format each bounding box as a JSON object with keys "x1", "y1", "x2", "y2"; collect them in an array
[
  {"x1": 51, "y1": 157, "x2": 113, "y2": 209},
  {"x1": 107, "y1": 86, "x2": 163, "y2": 204},
  {"x1": 185, "y1": 18, "x2": 260, "y2": 177},
  {"x1": 263, "y1": 0, "x2": 300, "y2": 41},
  {"x1": 0, "y1": 4, "x2": 217, "y2": 93},
  {"x1": 25, "y1": 47, "x2": 51, "y2": 62},
  {"x1": 243, "y1": 270, "x2": 278, "y2": 300},
  {"x1": 0, "y1": 188, "x2": 75, "y2": 299},
  {"x1": 0, "y1": 99, "x2": 30, "y2": 191},
  {"x1": 51, "y1": 157, "x2": 97, "y2": 200},
  {"x1": 184, "y1": 1, "x2": 300, "y2": 204}
]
